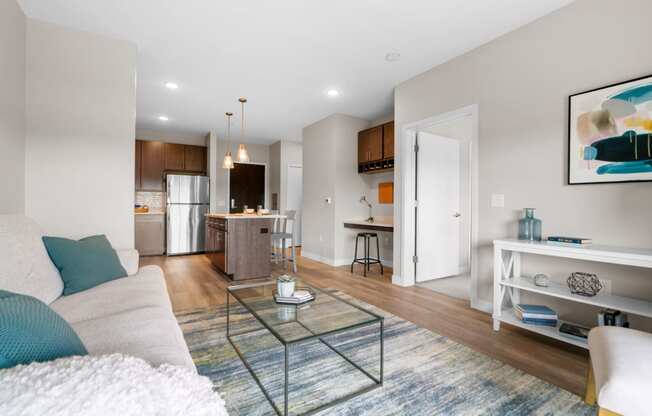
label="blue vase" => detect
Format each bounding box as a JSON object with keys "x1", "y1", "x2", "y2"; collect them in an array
[{"x1": 518, "y1": 208, "x2": 542, "y2": 241}]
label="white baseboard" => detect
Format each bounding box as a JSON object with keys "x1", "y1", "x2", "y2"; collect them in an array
[
  {"x1": 301, "y1": 251, "x2": 392, "y2": 268},
  {"x1": 392, "y1": 274, "x2": 413, "y2": 287},
  {"x1": 300, "y1": 251, "x2": 335, "y2": 266},
  {"x1": 472, "y1": 299, "x2": 493, "y2": 314}
]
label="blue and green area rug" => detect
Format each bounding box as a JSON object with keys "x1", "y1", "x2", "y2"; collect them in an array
[{"x1": 176, "y1": 292, "x2": 594, "y2": 415}]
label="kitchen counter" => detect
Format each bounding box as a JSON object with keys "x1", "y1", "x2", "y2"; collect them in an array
[
  {"x1": 135, "y1": 211, "x2": 165, "y2": 216},
  {"x1": 343, "y1": 217, "x2": 393, "y2": 232},
  {"x1": 205, "y1": 214, "x2": 276, "y2": 280},
  {"x1": 206, "y1": 213, "x2": 285, "y2": 219}
]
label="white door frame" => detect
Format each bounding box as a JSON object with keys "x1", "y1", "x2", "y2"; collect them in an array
[
  {"x1": 398, "y1": 104, "x2": 483, "y2": 311},
  {"x1": 227, "y1": 161, "x2": 269, "y2": 211}
]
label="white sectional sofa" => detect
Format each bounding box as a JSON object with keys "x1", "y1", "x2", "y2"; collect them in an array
[{"x1": 0, "y1": 215, "x2": 194, "y2": 370}]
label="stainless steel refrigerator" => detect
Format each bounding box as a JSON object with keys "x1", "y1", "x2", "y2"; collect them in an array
[{"x1": 166, "y1": 174, "x2": 210, "y2": 255}]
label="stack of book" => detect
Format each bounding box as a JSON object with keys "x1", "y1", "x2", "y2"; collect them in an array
[
  {"x1": 559, "y1": 322, "x2": 590, "y2": 343},
  {"x1": 274, "y1": 289, "x2": 315, "y2": 305},
  {"x1": 514, "y1": 304, "x2": 558, "y2": 326},
  {"x1": 547, "y1": 236, "x2": 592, "y2": 245}
]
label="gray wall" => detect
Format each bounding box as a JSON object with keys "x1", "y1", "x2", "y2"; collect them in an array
[
  {"x1": 211, "y1": 141, "x2": 271, "y2": 211},
  {"x1": 136, "y1": 128, "x2": 208, "y2": 147},
  {"x1": 303, "y1": 115, "x2": 338, "y2": 262},
  {"x1": 269, "y1": 141, "x2": 281, "y2": 210},
  {"x1": 279, "y1": 141, "x2": 303, "y2": 214},
  {"x1": 303, "y1": 114, "x2": 393, "y2": 265},
  {"x1": 0, "y1": 0, "x2": 26, "y2": 214},
  {"x1": 394, "y1": 0, "x2": 652, "y2": 327},
  {"x1": 25, "y1": 19, "x2": 137, "y2": 249}
]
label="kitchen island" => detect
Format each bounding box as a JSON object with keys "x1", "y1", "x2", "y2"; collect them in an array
[{"x1": 205, "y1": 213, "x2": 284, "y2": 280}]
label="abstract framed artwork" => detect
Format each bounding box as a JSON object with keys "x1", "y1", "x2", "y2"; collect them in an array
[{"x1": 568, "y1": 74, "x2": 652, "y2": 184}]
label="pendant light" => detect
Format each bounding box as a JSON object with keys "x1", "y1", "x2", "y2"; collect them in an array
[
  {"x1": 222, "y1": 112, "x2": 234, "y2": 169},
  {"x1": 237, "y1": 97, "x2": 250, "y2": 162}
]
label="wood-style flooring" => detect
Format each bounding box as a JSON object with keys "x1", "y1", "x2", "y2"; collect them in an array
[{"x1": 141, "y1": 250, "x2": 589, "y2": 396}]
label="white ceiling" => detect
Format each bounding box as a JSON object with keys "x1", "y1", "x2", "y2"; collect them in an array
[{"x1": 18, "y1": 0, "x2": 574, "y2": 144}]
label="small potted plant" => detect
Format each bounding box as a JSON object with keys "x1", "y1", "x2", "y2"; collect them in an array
[{"x1": 277, "y1": 275, "x2": 296, "y2": 297}]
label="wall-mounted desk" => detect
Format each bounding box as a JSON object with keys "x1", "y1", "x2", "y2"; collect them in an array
[{"x1": 343, "y1": 219, "x2": 393, "y2": 232}]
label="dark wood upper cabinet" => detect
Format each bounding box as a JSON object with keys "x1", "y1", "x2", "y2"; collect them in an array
[
  {"x1": 136, "y1": 141, "x2": 207, "y2": 191},
  {"x1": 383, "y1": 121, "x2": 394, "y2": 159},
  {"x1": 164, "y1": 143, "x2": 185, "y2": 171},
  {"x1": 358, "y1": 129, "x2": 370, "y2": 163},
  {"x1": 367, "y1": 126, "x2": 383, "y2": 161},
  {"x1": 184, "y1": 145, "x2": 206, "y2": 172},
  {"x1": 357, "y1": 121, "x2": 395, "y2": 173},
  {"x1": 135, "y1": 140, "x2": 142, "y2": 189},
  {"x1": 140, "y1": 140, "x2": 165, "y2": 191}
]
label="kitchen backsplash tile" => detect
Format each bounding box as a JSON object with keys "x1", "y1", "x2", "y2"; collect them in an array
[{"x1": 135, "y1": 191, "x2": 165, "y2": 211}]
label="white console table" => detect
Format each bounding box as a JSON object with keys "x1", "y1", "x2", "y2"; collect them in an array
[{"x1": 493, "y1": 238, "x2": 652, "y2": 349}]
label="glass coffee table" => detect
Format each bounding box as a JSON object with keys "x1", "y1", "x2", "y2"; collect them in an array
[{"x1": 226, "y1": 281, "x2": 384, "y2": 416}]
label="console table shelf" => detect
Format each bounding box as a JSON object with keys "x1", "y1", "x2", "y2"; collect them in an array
[{"x1": 493, "y1": 239, "x2": 652, "y2": 349}]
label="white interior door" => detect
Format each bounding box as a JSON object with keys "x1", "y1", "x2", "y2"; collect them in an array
[
  {"x1": 416, "y1": 132, "x2": 461, "y2": 282},
  {"x1": 286, "y1": 165, "x2": 303, "y2": 246}
]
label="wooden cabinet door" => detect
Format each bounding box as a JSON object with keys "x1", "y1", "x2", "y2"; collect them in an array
[
  {"x1": 184, "y1": 145, "x2": 206, "y2": 173},
  {"x1": 368, "y1": 126, "x2": 383, "y2": 161},
  {"x1": 140, "y1": 141, "x2": 165, "y2": 191},
  {"x1": 358, "y1": 130, "x2": 370, "y2": 163},
  {"x1": 165, "y1": 143, "x2": 185, "y2": 171},
  {"x1": 383, "y1": 121, "x2": 395, "y2": 159},
  {"x1": 135, "y1": 140, "x2": 142, "y2": 190}
]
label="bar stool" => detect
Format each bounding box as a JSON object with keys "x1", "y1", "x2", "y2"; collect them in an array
[
  {"x1": 350, "y1": 232, "x2": 383, "y2": 277},
  {"x1": 271, "y1": 210, "x2": 297, "y2": 273}
]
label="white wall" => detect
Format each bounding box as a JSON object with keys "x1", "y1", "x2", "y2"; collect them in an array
[
  {"x1": 25, "y1": 19, "x2": 137, "y2": 249},
  {"x1": 136, "y1": 128, "x2": 207, "y2": 146},
  {"x1": 394, "y1": 0, "x2": 652, "y2": 326},
  {"x1": 0, "y1": 0, "x2": 26, "y2": 214}
]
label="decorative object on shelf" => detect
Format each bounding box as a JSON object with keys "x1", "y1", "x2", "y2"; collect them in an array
[
  {"x1": 359, "y1": 195, "x2": 373, "y2": 222},
  {"x1": 567, "y1": 272, "x2": 602, "y2": 297},
  {"x1": 222, "y1": 112, "x2": 234, "y2": 170},
  {"x1": 548, "y1": 236, "x2": 592, "y2": 245},
  {"x1": 568, "y1": 74, "x2": 652, "y2": 185},
  {"x1": 533, "y1": 273, "x2": 549, "y2": 287},
  {"x1": 276, "y1": 275, "x2": 296, "y2": 297},
  {"x1": 517, "y1": 208, "x2": 542, "y2": 241},
  {"x1": 598, "y1": 309, "x2": 630, "y2": 327},
  {"x1": 236, "y1": 98, "x2": 250, "y2": 163}
]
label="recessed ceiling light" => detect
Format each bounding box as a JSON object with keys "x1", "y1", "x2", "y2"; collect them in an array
[
  {"x1": 158, "y1": 115, "x2": 169, "y2": 121},
  {"x1": 326, "y1": 89, "x2": 339, "y2": 97},
  {"x1": 164, "y1": 82, "x2": 179, "y2": 90},
  {"x1": 385, "y1": 52, "x2": 401, "y2": 62}
]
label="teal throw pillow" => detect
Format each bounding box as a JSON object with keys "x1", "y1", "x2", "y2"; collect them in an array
[
  {"x1": 42, "y1": 234, "x2": 127, "y2": 295},
  {"x1": 0, "y1": 290, "x2": 87, "y2": 369}
]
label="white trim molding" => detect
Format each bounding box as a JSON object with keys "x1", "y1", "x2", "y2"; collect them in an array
[{"x1": 398, "y1": 104, "x2": 482, "y2": 311}]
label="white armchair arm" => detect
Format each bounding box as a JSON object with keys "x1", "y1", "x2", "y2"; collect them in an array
[{"x1": 116, "y1": 249, "x2": 140, "y2": 275}]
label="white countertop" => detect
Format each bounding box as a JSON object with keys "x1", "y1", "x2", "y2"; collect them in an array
[
  {"x1": 135, "y1": 211, "x2": 165, "y2": 216},
  {"x1": 343, "y1": 217, "x2": 393, "y2": 229},
  {"x1": 206, "y1": 213, "x2": 286, "y2": 220}
]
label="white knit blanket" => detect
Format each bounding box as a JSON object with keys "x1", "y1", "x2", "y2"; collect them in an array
[{"x1": 0, "y1": 354, "x2": 228, "y2": 416}]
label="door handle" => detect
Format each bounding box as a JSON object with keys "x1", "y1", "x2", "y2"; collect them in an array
[
  {"x1": 453, "y1": 213, "x2": 461, "y2": 218},
  {"x1": 231, "y1": 198, "x2": 235, "y2": 209}
]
